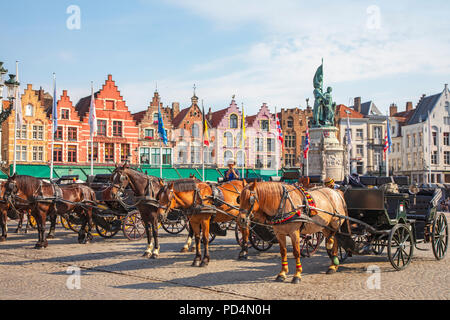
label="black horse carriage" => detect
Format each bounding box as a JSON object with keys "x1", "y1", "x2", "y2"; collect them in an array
[{"x1": 337, "y1": 185, "x2": 448, "y2": 270}]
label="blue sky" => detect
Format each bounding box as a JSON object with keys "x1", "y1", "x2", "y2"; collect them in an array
[{"x1": 1, "y1": 0, "x2": 449, "y2": 115}]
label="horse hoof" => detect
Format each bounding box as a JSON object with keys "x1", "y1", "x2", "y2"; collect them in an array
[
  {"x1": 0, "y1": 236, "x2": 7, "y2": 242},
  {"x1": 291, "y1": 277, "x2": 301, "y2": 284},
  {"x1": 326, "y1": 268, "x2": 337, "y2": 275},
  {"x1": 180, "y1": 247, "x2": 189, "y2": 253},
  {"x1": 14, "y1": 228, "x2": 23, "y2": 234},
  {"x1": 43, "y1": 241, "x2": 48, "y2": 248},
  {"x1": 34, "y1": 243, "x2": 43, "y2": 249},
  {"x1": 200, "y1": 260, "x2": 209, "y2": 267},
  {"x1": 189, "y1": 247, "x2": 195, "y2": 252},
  {"x1": 192, "y1": 260, "x2": 201, "y2": 267},
  {"x1": 150, "y1": 254, "x2": 159, "y2": 259},
  {"x1": 142, "y1": 252, "x2": 152, "y2": 258},
  {"x1": 238, "y1": 254, "x2": 248, "y2": 260},
  {"x1": 275, "y1": 275, "x2": 286, "y2": 282},
  {"x1": 47, "y1": 234, "x2": 55, "y2": 239}
]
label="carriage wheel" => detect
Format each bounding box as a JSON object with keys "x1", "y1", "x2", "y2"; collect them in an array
[
  {"x1": 249, "y1": 228, "x2": 274, "y2": 252},
  {"x1": 96, "y1": 217, "x2": 121, "y2": 238},
  {"x1": 388, "y1": 224, "x2": 414, "y2": 271},
  {"x1": 122, "y1": 211, "x2": 146, "y2": 241},
  {"x1": 161, "y1": 212, "x2": 187, "y2": 235},
  {"x1": 372, "y1": 236, "x2": 386, "y2": 255},
  {"x1": 300, "y1": 232, "x2": 324, "y2": 257},
  {"x1": 431, "y1": 212, "x2": 448, "y2": 260}
]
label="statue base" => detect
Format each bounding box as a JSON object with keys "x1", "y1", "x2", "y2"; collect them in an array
[{"x1": 307, "y1": 127, "x2": 345, "y2": 182}]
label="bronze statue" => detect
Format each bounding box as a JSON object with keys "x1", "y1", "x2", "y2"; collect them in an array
[{"x1": 312, "y1": 61, "x2": 335, "y2": 127}]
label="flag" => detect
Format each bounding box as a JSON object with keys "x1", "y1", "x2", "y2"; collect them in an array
[
  {"x1": 276, "y1": 113, "x2": 283, "y2": 144},
  {"x1": 384, "y1": 118, "x2": 392, "y2": 158},
  {"x1": 158, "y1": 104, "x2": 168, "y2": 146},
  {"x1": 346, "y1": 116, "x2": 352, "y2": 151},
  {"x1": 303, "y1": 126, "x2": 310, "y2": 159},
  {"x1": 52, "y1": 76, "x2": 58, "y2": 133},
  {"x1": 88, "y1": 84, "x2": 97, "y2": 137},
  {"x1": 202, "y1": 104, "x2": 210, "y2": 146}
]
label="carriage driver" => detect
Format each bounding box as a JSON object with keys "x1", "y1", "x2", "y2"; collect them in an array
[
  {"x1": 224, "y1": 158, "x2": 240, "y2": 181},
  {"x1": 325, "y1": 177, "x2": 340, "y2": 189}
]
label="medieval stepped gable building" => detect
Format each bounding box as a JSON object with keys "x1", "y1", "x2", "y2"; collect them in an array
[
  {"x1": 132, "y1": 90, "x2": 177, "y2": 166},
  {"x1": 172, "y1": 93, "x2": 214, "y2": 166},
  {"x1": 74, "y1": 75, "x2": 139, "y2": 165}
]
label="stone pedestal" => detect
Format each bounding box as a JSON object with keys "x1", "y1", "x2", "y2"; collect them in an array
[{"x1": 307, "y1": 127, "x2": 345, "y2": 181}]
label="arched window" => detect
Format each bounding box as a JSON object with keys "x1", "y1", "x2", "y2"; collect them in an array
[
  {"x1": 192, "y1": 123, "x2": 199, "y2": 138},
  {"x1": 25, "y1": 104, "x2": 33, "y2": 117},
  {"x1": 230, "y1": 114, "x2": 238, "y2": 129},
  {"x1": 224, "y1": 132, "x2": 233, "y2": 147},
  {"x1": 287, "y1": 116, "x2": 294, "y2": 128},
  {"x1": 224, "y1": 150, "x2": 233, "y2": 165}
]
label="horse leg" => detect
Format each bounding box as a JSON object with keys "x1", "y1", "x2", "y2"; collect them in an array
[
  {"x1": 35, "y1": 210, "x2": 48, "y2": 249},
  {"x1": 200, "y1": 216, "x2": 210, "y2": 267},
  {"x1": 238, "y1": 223, "x2": 250, "y2": 260},
  {"x1": 0, "y1": 210, "x2": 7, "y2": 241},
  {"x1": 275, "y1": 232, "x2": 289, "y2": 282},
  {"x1": 47, "y1": 214, "x2": 57, "y2": 239},
  {"x1": 190, "y1": 220, "x2": 202, "y2": 267},
  {"x1": 181, "y1": 222, "x2": 194, "y2": 253},
  {"x1": 151, "y1": 213, "x2": 160, "y2": 259},
  {"x1": 15, "y1": 211, "x2": 24, "y2": 234},
  {"x1": 325, "y1": 232, "x2": 340, "y2": 274},
  {"x1": 77, "y1": 211, "x2": 88, "y2": 244},
  {"x1": 290, "y1": 229, "x2": 303, "y2": 284},
  {"x1": 142, "y1": 212, "x2": 153, "y2": 258}
]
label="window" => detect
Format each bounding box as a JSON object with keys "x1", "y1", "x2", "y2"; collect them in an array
[
  {"x1": 230, "y1": 114, "x2": 238, "y2": 129},
  {"x1": 151, "y1": 148, "x2": 160, "y2": 165},
  {"x1": 255, "y1": 137, "x2": 264, "y2": 152},
  {"x1": 356, "y1": 161, "x2": 364, "y2": 174},
  {"x1": 105, "y1": 143, "x2": 114, "y2": 162},
  {"x1": 287, "y1": 117, "x2": 294, "y2": 128},
  {"x1": 412, "y1": 134, "x2": 416, "y2": 147},
  {"x1": 190, "y1": 145, "x2": 201, "y2": 164},
  {"x1": 68, "y1": 127, "x2": 77, "y2": 141},
  {"x1": 98, "y1": 120, "x2": 107, "y2": 136},
  {"x1": 224, "y1": 150, "x2": 233, "y2": 165},
  {"x1": 255, "y1": 155, "x2": 264, "y2": 168},
  {"x1": 374, "y1": 126, "x2": 382, "y2": 140},
  {"x1": 144, "y1": 128, "x2": 154, "y2": 138},
  {"x1": 356, "y1": 145, "x2": 364, "y2": 156},
  {"x1": 32, "y1": 146, "x2": 44, "y2": 162},
  {"x1": 67, "y1": 145, "x2": 77, "y2": 162},
  {"x1": 140, "y1": 148, "x2": 150, "y2": 164},
  {"x1": 374, "y1": 151, "x2": 382, "y2": 171},
  {"x1": 236, "y1": 150, "x2": 245, "y2": 167},
  {"x1": 285, "y1": 135, "x2": 296, "y2": 148},
  {"x1": 419, "y1": 133, "x2": 423, "y2": 146},
  {"x1": 445, "y1": 151, "x2": 450, "y2": 165},
  {"x1": 432, "y1": 132, "x2": 437, "y2": 146},
  {"x1": 61, "y1": 109, "x2": 69, "y2": 120},
  {"x1": 153, "y1": 113, "x2": 159, "y2": 122},
  {"x1": 391, "y1": 126, "x2": 396, "y2": 136},
  {"x1": 285, "y1": 154, "x2": 295, "y2": 167},
  {"x1": 177, "y1": 143, "x2": 188, "y2": 164},
  {"x1": 192, "y1": 124, "x2": 199, "y2": 138},
  {"x1": 406, "y1": 135, "x2": 410, "y2": 148},
  {"x1": 53, "y1": 145, "x2": 62, "y2": 162},
  {"x1": 267, "y1": 138, "x2": 275, "y2": 152},
  {"x1": 224, "y1": 132, "x2": 233, "y2": 147},
  {"x1": 54, "y1": 126, "x2": 63, "y2": 140},
  {"x1": 24, "y1": 104, "x2": 33, "y2": 117},
  {"x1": 113, "y1": 121, "x2": 122, "y2": 137},
  {"x1": 15, "y1": 146, "x2": 26, "y2": 161},
  {"x1": 120, "y1": 144, "x2": 130, "y2": 162},
  {"x1": 88, "y1": 142, "x2": 98, "y2": 162},
  {"x1": 266, "y1": 155, "x2": 275, "y2": 169},
  {"x1": 32, "y1": 125, "x2": 44, "y2": 140},
  {"x1": 105, "y1": 100, "x2": 115, "y2": 110},
  {"x1": 431, "y1": 151, "x2": 438, "y2": 165},
  {"x1": 356, "y1": 129, "x2": 363, "y2": 140},
  {"x1": 162, "y1": 148, "x2": 172, "y2": 165},
  {"x1": 444, "y1": 133, "x2": 450, "y2": 146},
  {"x1": 260, "y1": 120, "x2": 269, "y2": 131},
  {"x1": 16, "y1": 125, "x2": 27, "y2": 139}
]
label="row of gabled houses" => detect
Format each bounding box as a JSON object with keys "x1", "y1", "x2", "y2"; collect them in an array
[{"x1": 0, "y1": 74, "x2": 282, "y2": 172}]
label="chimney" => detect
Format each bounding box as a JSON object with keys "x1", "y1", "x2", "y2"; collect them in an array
[
  {"x1": 208, "y1": 107, "x2": 212, "y2": 122},
  {"x1": 406, "y1": 101, "x2": 413, "y2": 112},
  {"x1": 38, "y1": 86, "x2": 44, "y2": 101},
  {"x1": 389, "y1": 103, "x2": 398, "y2": 116},
  {"x1": 354, "y1": 97, "x2": 361, "y2": 113},
  {"x1": 445, "y1": 84, "x2": 448, "y2": 92}
]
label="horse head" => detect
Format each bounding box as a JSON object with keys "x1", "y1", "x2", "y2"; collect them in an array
[
  {"x1": 110, "y1": 166, "x2": 129, "y2": 200},
  {"x1": 237, "y1": 181, "x2": 259, "y2": 227}
]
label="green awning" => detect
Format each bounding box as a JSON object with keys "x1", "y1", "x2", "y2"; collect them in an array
[
  {"x1": 11, "y1": 165, "x2": 50, "y2": 178},
  {"x1": 53, "y1": 168, "x2": 88, "y2": 180}
]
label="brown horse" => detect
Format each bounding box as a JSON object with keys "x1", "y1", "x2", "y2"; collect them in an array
[
  {"x1": 109, "y1": 165, "x2": 165, "y2": 258},
  {"x1": 238, "y1": 181, "x2": 348, "y2": 283},
  {"x1": 3, "y1": 174, "x2": 97, "y2": 248},
  {"x1": 157, "y1": 178, "x2": 249, "y2": 266}
]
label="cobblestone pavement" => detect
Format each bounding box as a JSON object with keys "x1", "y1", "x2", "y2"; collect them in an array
[{"x1": 0, "y1": 215, "x2": 448, "y2": 300}]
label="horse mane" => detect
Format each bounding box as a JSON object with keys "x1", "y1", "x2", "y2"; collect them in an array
[
  {"x1": 172, "y1": 179, "x2": 198, "y2": 193},
  {"x1": 254, "y1": 182, "x2": 304, "y2": 214},
  {"x1": 13, "y1": 175, "x2": 43, "y2": 197}
]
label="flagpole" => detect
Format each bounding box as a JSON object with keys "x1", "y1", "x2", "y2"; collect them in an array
[
  {"x1": 275, "y1": 107, "x2": 279, "y2": 177},
  {"x1": 50, "y1": 73, "x2": 56, "y2": 180},
  {"x1": 385, "y1": 114, "x2": 389, "y2": 177},
  {"x1": 306, "y1": 118, "x2": 309, "y2": 177},
  {"x1": 241, "y1": 103, "x2": 245, "y2": 179},
  {"x1": 201, "y1": 100, "x2": 205, "y2": 182},
  {"x1": 90, "y1": 82, "x2": 94, "y2": 176},
  {"x1": 13, "y1": 61, "x2": 19, "y2": 175},
  {"x1": 428, "y1": 110, "x2": 432, "y2": 184}
]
